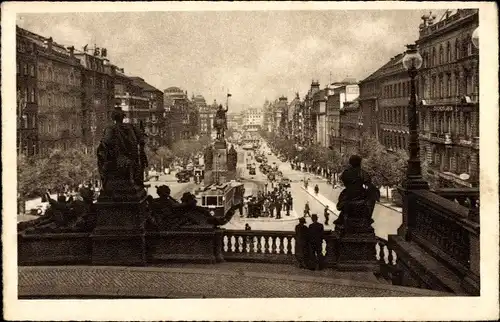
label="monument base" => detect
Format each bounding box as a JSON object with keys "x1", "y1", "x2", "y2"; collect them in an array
[
  {"x1": 147, "y1": 227, "x2": 225, "y2": 264},
  {"x1": 336, "y1": 233, "x2": 378, "y2": 272},
  {"x1": 91, "y1": 195, "x2": 148, "y2": 266}
]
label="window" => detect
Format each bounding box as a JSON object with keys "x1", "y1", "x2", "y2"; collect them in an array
[
  {"x1": 29, "y1": 64, "x2": 35, "y2": 77},
  {"x1": 446, "y1": 113, "x2": 452, "y2": 134},
  {"x1": 455, "y1": 40, "x2": 460, "y2": 60},
  {"x1": 438, "y1": 74, "x2": 444, "y2": 97},
  {"x1": 32, "y1": 115, "x2": 36, "y2": 128},
  {"x1": 23, "y1": 63, "x2": 28, "y2": 75},
  {"x1": 464, "y1": 113, "x2": 471, "y2": 137},
  {"x1": 432, "y1": 47, "x2": 436, "y2": 66},
  {"x1": 17, "y1": 63, "x2": 20, "y2": 74},
  {"x1": 465, "y1": 71, "x2": 473, "y2": 95},
  {"x1": 446, "y1": 42, "x2": 451, "y2": 62},
  {"x1": 446, "y1": 74, "x2": 452, "y2": 97},
  {"x1": 431, "y1": 76, "x2": 436, "y2": 98},
  {"x1": 439, "y1": 45, "x2": 444, "y2": 64},
  {"x1": 30, "y1": 88, "x2": 35, "y2": 103},
  {"x1": 466, "y1": 35, "x2": 473, "y2": 56}
]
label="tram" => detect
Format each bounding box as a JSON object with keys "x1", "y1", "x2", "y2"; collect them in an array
[{"x1": 195, "y1": 180, "x2": 245, "y2": 221}]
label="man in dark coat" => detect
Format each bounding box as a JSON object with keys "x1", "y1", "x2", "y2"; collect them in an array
[
  {"x1": 294, "y1": 217, "x2": 310, "y2": 269},
  {"x1": 309, "y1": 214, "x2": 325, "y2": 270}
]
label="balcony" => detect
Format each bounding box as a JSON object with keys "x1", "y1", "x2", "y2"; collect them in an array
[{"x1": 425, "y1": 132, "x2": 452, "y2": 145}]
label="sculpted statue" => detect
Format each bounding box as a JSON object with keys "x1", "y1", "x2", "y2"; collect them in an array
[
  {"x1": 97, "y1": 106, "x2": 148, "y2": 198},
  {"x1": 19, "y1": 188, "x2": 97, "y2": 234},
  {"x1": 334, "y1": 155, "x2": 380, "y2": 234},
  {"x1": 213, "y1": 104, "x2": 228, "y2": 140}
]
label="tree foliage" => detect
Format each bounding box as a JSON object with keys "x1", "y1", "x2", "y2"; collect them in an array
[{"x1": 18, "y1": 148, "x2": 98, "y2": 198}]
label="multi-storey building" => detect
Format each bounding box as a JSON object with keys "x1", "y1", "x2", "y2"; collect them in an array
[
  {"x1": 129, "y1": 77, "x2": 164, "y2": 148},
  {"x1": 24, "y1": 30, "x2": 84, "y2": 155},
  {"x1": 16, "y1": 26, "x2": 39, "y2": 156},
  {"x1": 114, "y1": 71, "x2": 149, "y2": 132},
  {"x1": 303, "y1": 81, "x2": 320, "y2": 146},
  {"x1": 194, "y1": 95, "x2": 215, "y2": 138},
  {"x1": 328, "y1": 79, "x2": 359, "y2": 152},
  {"x1": 312, "y1": 88, "x2": 328, "y2": 147},
  {"x1": 163, "y1": 87, "x2": 199, "y2": 144},
  {"x1": 243, "y1": 107, "x2": 263, "y2": 132},
  {"x1": 416, "y1": 9, "x2": 479, "y2": 188},
  {"x1": 339, "y1": 100, "x2": 363, "y2": 154},
  {"x1": 288, "y1": 93, "x2": 301, "y2": 140},
  {"x1": 75, "y1": 49, "x2": 116, "y2": 153},
  {"x1": 276, "y1": 96, "x2": 288, "y2": 137},
  {"x1": 227, "y1": 112, "x2": 243, "y2": 131}
]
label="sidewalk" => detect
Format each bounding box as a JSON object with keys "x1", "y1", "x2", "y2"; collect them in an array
[{"x1": 301, "y1": 186, "x2": 339, "y2": 217}]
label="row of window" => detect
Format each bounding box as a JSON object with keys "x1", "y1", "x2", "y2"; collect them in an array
[
  {"x1": 17, "y1": 62, "x2": 36, "y2": 77},
  {"x1": 39, "y1": 118, "x2": 78, "y2": 134},
  {"x1": 17, "y1": 87, "x2": 36, "y2": 104},
  {"x1": 17, "y1": 113, "x2": 37, "y2": 129},
  {"x1": 422, "y1": 34, "x2": 477, "y2": 69},
  {"x1": 382, "y1": 80, "x2": 417, "y2": 99},
  {"x1": 381, "y1": 106, "x2": 408, "y2": 125},
  {"x1": 381, "y1": 132, "x2": 407, "y2": 151},
  {"x1": 37, "y1": 65, "x2": 79, "y2": 86},
  {"x1": 429, "y1": 147, "x2": 474, "y2": 176},
  {"x1": 420, "y1": 111, "x2": 475, "y2": 138},
  {"x1": 38, "y1": 92, "x2": 80, "y2": 109},
  {"x1": 421, "y1": 71, "x2": 476, "y2": 99}
]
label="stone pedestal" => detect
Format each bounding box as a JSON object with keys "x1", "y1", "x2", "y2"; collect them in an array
[
  {"x1": 91, "y1": 192, "x2": 148, "y2": 266},
  {"x1": 336, "y1": 233, "x2": 378, "y2": 272}
]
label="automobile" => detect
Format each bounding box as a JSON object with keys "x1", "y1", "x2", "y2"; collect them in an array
[
  {"x1": 255, "y1": 156, "x2": 263, "y2": 163},
  {"x1": 280, "y1": 177, "x2": 291, "y2": 188},
  {"x1": 249, "y1": 167, "x2": 256, "y2": 175},
  {"x1": 147, "y1": 170, "x2": 160, "y2": 181},
  {"x1": 176, "y1": 170, "x2": 191, "y2": 183}
]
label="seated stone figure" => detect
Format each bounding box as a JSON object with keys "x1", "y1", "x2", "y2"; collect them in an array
[
  {"x1": 150, "y1": 188, "x2": 221, "y2": 230},
  {"x1": 19, "y1": 188, "x2": 97, "y2": 234},
  {"x1": 334, "y1": 155, "x2": 380, "y2": 234}
]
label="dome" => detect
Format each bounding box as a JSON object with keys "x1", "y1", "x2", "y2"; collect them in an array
[{"x1": 164, "y1": 86, "x2": 184, "y2": 93}]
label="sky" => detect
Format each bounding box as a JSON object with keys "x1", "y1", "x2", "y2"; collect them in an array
[{"x1": 17, "y1": 9, "x2": 445, "y2": 112}]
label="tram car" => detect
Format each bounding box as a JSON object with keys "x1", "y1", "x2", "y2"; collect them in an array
[{"x1": 195, "y1": 180, "x2": 245, "y2": 221}]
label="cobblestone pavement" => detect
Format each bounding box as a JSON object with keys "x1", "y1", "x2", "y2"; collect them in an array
[{"x1": 18, "y1": 264, "x2": 448, "y2": 298}]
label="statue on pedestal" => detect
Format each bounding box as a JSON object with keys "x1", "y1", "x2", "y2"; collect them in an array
[
  {"x1": 97, "y1": 106, "x2": 148, "y2": 199},
  {"x1": 334, "y1": 155, "x2": 380, "y2": 234},
  {"x1": 213, "y1": 104, "x2": 228, "y2": 140}
]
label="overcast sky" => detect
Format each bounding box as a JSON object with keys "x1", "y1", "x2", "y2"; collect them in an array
[{"x1": 17, "y1": 9, "x2": 443, "y2": 112}]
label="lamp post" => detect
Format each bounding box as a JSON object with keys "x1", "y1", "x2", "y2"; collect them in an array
[
  {"x1": 401, "y1": 44, "x2": 429, "y2": 191},
  {"x1": 472, "y1": 26, "x2": 479, "y2": 49}
]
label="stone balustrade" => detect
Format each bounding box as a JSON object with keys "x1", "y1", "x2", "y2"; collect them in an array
[
  {"x1": 389, "y1": 189, "x2": 480, "y2": 294},
  {"x1": 222, "y1": 229, "x2": 335, "y2": 267},
  {"x1": 375, "y1": 237, "x2": 400, "y2": 284}
]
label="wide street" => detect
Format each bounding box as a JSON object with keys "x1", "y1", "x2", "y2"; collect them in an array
[{"x1": 224, "y1": 141, "x2": 402, "y2": 239}]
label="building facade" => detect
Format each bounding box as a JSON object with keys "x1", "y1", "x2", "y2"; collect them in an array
[
  {"x1": 75, "y1": 50, "x2": 116, "y2": 153},
  {"x1": 339, "y1": 100, "x2": 363, "y2": 154},
  {"x1": 27, "y1": 31, "x2": 84, "y2": 155},
  {"x1": 16, "y1": 27, "x2": 39, "y2": 156},
  {"x1": 328, "y1": 80, "x2": 359, "y2": 152},
  {"x1": 416, "y1": 9, "x2": 479, "y2": 188},
  {"x1": 243, "y1": 107, "x2": 263, "y2": 132},
  {"x1": 163, "y1": 87, "x2": 199, "y2": 144},
  {"x1": 195, "y1": 95, "x2": 215, "y2": 138}
]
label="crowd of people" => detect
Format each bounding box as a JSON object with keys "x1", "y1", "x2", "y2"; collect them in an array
[{"x1": 243, "y1": 183, "x2": 293, "y2": 219}]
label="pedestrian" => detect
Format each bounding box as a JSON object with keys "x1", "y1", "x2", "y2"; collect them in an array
[
  {"x1": 303, "y1": 201, "x2": 311, "y2": 217},
  {"x1": 245, "y1": 223, "x2": 252, "y2": 231},
  {"x1": 275, "y1": 197, "x2": 282, "y2": 219},
  {"x1": 324, "y1": 206, "x2": 330, "y2": 226},
  {"x1": 294, "y1": 217, "x2": 310, "y2": 269},
  {"x1": 309, "y1": 214, "x2": 325, "y2": 270},
  {"x1": 288, "y1": 193, "x2": 293, "y2": 211},
  {"x1": 314, "y1": 184, "x2": 319, "y2": 195}
]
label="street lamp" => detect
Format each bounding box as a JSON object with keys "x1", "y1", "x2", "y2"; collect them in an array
[
  {"x1": 401, "y1": 43, "x2": 429, "y2": 191},
  {"x1": 472, "y1": 26, "x2": 479, "y2": 49}
]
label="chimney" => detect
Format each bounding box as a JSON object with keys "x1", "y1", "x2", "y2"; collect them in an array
[
  {"x1": 67, "y1": 46, "x2": 75, "y2": 58},
  {"x1": 45, "y1": 37, "x2": 53, "y2": 51}
]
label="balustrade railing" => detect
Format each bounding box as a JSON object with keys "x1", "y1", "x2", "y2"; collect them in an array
[
  {"x1": 375, "y1": 237, "x2": 400, "y2": 284},
  {"x1": 434, "y1": 188, "x2": 479, "y2": 221},
  {"x1": 409, "y1": 190, "x2": 479, "y2": 275},
  {"x1": 222, "y1": 230, "x2": 331, "y2": 265}
]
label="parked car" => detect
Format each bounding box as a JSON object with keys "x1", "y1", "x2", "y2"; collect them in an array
[
  {"x1": 176, "y1": 170, "x2": 191, "y2": 183},
  {"x1": 147, "y1": 170, "x2": 160, "y2": 181},
  {"x1": 280, "y1": 177, "x2": 291, "y2": 188}
]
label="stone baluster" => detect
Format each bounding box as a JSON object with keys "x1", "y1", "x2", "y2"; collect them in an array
[
  {"x1": 271, "y1": 236, "x2": 278, "y2": 254},
  {"x1": 388, "y1": 246, "x2": 394, "y2": 265},
  {"x1": 241, "y1": 235, "x2": 248, "y2": 253},
  {"x1": 278, "y1": 236, "x2": 285, "y2": 255},
  {"x1": 264, "y1": 236, "x2": 270, "y2": 254},
  {"x1": 226, "y1": 234, "x2": 233, "y2": 253},
  {"x1": 249, "y1": 236, "x2": 256, "y2": 253},
  {"x1": 256, "y1": 236, "x2": 263, "y2": 254},
  {"x1": 234, "y1": 235, "x2": 241, "y2": 253},
  {"x1": 223, "y1": 234, "x2": 229, "y2": 252},
  {"x1": 286, "y1": 237, "x2": 293, "y2": 255}
]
